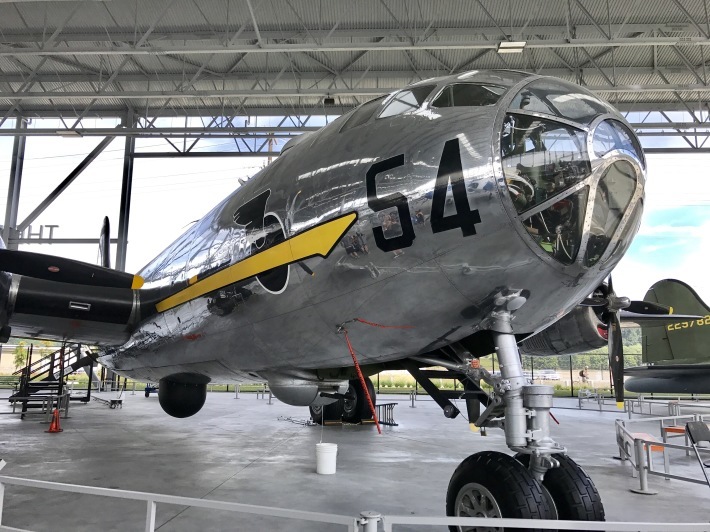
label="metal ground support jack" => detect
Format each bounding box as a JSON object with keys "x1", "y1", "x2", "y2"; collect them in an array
[{"x1": 685, "y1": 422, "x2": 710, "y2": 488}]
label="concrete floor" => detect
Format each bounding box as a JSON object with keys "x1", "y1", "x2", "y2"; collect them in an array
[{"x1": 0, "y1": 390, "x2": 708, "y2": 531}]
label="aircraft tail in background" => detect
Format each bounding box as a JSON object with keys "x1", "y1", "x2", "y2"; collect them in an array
[
  {"x1": 625, "y1": 279, "x2": 710, "y2": 394},
  {"x1": 641, "y1": 279, "x2": 710, "y2": 365}
]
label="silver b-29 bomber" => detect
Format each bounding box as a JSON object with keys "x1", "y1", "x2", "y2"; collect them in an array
[{"x1": 0, "y1": 70, "x2": 661, "y2": 527}]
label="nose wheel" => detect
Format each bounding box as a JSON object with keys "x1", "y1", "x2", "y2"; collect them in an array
[
  {"x1": 516, "y1": 453, "x2": 604, "y2": 524},
  {"x1": 446, "y1": 451, "x2": 554, "y2": 532}
]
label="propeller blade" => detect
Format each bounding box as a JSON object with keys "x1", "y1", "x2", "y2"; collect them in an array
[
  {"x1": 608, "y1": 312, "x2": 625, "y2": 408},
  {"x1": 626, "y1": 300, "x2": 670, "y2": 315},
  {"x1": 0, "y1": 249, "x2": 143, "y2": 289},
  {"x1": 607, "y1": 275, "x2": 614, "y2": 298},
  {"x1": 580, "y1": 297, "x2": 607, "y2": 307}
]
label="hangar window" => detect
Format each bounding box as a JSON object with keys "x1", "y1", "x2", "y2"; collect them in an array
[
  {"x1": 593, "y1": 119, "x2": 645, "y2": 167},
  {"x1": 501, "y1": 114, "x2": 591, "y2": 213},
  {"x1": 340, "y1": 96, "x2": 386, "y2": 132},
  {"x1": 378, "y1": 85, "x2": 436, "y2": 118},
  {"x1": 510, "y1": 79, "x2": 613, "y2": 124},
  {"x1": 431, "y1": 83, "x2": 506, "y2": 108}
]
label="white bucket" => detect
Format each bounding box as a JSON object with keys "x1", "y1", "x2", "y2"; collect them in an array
[{"x1": 315, "y1": 443, "x2": 338, "y2": 474}]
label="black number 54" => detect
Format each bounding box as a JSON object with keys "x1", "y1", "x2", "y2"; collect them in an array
[{"x1": 365, "y1": 139, "x2": 481, "y2": 253}]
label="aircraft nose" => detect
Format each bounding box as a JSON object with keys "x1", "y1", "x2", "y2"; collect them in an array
[{"x1": 499, "y1": 86, "x2": 645, "y2": 269}]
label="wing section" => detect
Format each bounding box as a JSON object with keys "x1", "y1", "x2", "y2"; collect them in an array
[{"x1": 0, "y1": 248, "x2": 143, "y2": 289}]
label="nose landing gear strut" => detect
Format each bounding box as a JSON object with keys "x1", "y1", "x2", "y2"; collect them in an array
[{"x1": 411, "y1": 293, "x2": 605, "y2": 530}]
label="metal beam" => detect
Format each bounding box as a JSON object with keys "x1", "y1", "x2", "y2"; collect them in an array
[
  {"x1": 116, "y1": 112, "x2": 135, "y2": 272},
  {"x1": 3, "y1": 101, "x2": 706, "y2": 119},
  {"x1": 8, "y1": 84, "x2": 710, "y2": 102},
  {"x1": 0, "y1": 88, "x2": 387, "y2": 100},
  {"x1": 132, "y1": 151, "x2": 281, "y2": 158},
  {"x1": 3, "y1": 121, "x2": 710, "y2": 138},
  {"x1": 16, "y1": 132, "x2": 118, "y2": 233},
  {"x1": 2, "y1": 117, "x2": 26, "y2": 248},
  {"x1": 0, "y1": 24, "x2": 697, "y2": 43},
  {"x1": 0, "y1": 126, "x2": 319, "y2": 137},
  {"x1": 4, "y1": 36, "x2": 710, "y2": 57},
  {"x1": 8, "y1": 238, "x2": 119, "y2": 245}
]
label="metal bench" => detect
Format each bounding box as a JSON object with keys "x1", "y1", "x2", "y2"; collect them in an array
[{"x1": 0, "y1": 376, "x2": 20, "y2": 390}]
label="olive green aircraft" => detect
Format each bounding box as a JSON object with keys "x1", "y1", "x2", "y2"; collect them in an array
[
  {"x1": 626, "y1": 279, "x2": 710, "y2": 394},
  {"x1": 0, "y1": 70, "x2": 684, "y2": 528}
]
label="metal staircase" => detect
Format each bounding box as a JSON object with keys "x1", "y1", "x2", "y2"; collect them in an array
[{"x1": 9, "y1": 343, "x2": 96, "y2": 414}]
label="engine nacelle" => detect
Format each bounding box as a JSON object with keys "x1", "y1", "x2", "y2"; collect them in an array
[
  {"x1": 263, "y1": 371, "x2": 348, "y2": 406},
  {"x1": 519, "y1": 305, "x2": 606, "y2": 357}
]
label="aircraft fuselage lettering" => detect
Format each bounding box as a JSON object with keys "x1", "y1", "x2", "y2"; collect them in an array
[
  {"x1": 667, "y1": 315, "x2": 710, "y2": 331},
  {"x1": 365, "y1": 154, "x2": 416, "y2": 252},
  {"x1": 365, "y1": 138, "x2": 482, "y2": 253}
]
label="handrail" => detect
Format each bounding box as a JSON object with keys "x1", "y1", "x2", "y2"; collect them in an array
[
  {"x1": 615, "y1": 414, "x2": 710, "y2": 493},
  {"x1": 0, "y1": 474, "x2": 358, "y2": 532},
  {"x1": 12, "y1": 344, "x2": 81, "y2": 377},
  {"x1": 0, "y1": 470, "x2": 708, "y2": 531},
  {"x1": 382, "y1": 516, "x2": 710, "y2": 531}
]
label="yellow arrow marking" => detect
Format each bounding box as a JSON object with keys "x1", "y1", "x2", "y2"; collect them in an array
[{"x1": 155, "y1": 212, "x2": 357, "y2": 313}]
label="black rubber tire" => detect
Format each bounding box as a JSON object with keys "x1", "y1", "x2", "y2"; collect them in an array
[
  {"x1": 342, "y1": 377, "x2": 376, "y2": 423},
  {"x1": 144, "y1": 391, "x2": 150, "y2": 398},
  {"x1": 358, "y1": 376, "x2": 376, "y2": 421},
  {"x1": 342, "y1": 381, "x2": 359, "y2": 423},
  {"x1": 516, "y1": 453, "x2": 605, "y2": 527},
  {"x1": 309, "y1": 400, "x2": 345, "y2": 425},
  {"x1": 446, "y1": 451, "x2": 554, "y2": 532}
]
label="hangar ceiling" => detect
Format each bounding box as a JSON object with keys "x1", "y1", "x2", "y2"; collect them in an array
[{"x1": 1, "y1": 0, "x2": 710, "y2": 143}]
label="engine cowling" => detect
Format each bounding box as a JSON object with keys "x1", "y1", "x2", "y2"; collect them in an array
[
  {"x1": 518, "y1": 305, "x2": 606, "y2": 357},
  {"x1": 262, "y1": 370, "x2": 347, "y2": 407}
]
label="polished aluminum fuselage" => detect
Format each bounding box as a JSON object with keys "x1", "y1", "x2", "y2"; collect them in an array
[{"x1": 99, "y1": 71, "x2": 644, "y2": 383}]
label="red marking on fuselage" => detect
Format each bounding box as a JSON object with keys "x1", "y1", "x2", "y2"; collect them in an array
[{"x1": 183, "y1": 333, "x2": 203, "y2": 341}]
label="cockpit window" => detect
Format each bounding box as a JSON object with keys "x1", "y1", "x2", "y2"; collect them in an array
[
  {"x1": 340, "y1": 96, "x2": 386, "y2": 132},
  {"x1": 378, "y1": 85, "x2": 436, "y2": 119},
  {"x1": 584, "y1": 160, "x2": 637, "y2": 266},
  {"x1": 593, "y1": 119, "x2": 645, "y2": 167},
  {"x1": 510, "y1": 79, "x2": 613, "y2": 124},
  {"x1": 523, "y1": 187, "x2": 589, "y2": 265},
  {"x1": 431, "y1": 83, "x2": 506, "y2": 108},
  {"x1": 501, "y1": 114, "x2": 591, "y2": 213}
]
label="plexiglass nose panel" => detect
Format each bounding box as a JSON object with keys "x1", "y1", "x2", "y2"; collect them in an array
[
  {"x1": 584, "y1": 160, "x2": 638, "y2": 266},
  {"x1": 501, "y1": 114, "x2": 591, "y2": 213},
  {"x1": 500, "y1": 77, "x2": 643, "y2": 269}
]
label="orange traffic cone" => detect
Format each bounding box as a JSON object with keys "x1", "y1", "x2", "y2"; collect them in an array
[{"x1": 46, "y1": 408, "x2": 63, "y2": 433}]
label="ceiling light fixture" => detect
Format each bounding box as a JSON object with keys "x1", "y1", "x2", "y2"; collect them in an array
[{"x1": 497, "y1": 41, "x2": 526, "y2": 54}]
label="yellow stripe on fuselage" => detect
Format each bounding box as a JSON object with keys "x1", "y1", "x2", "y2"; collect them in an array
[{"x1": 155, "y1": 212, "x2": 357, "y2": 313}]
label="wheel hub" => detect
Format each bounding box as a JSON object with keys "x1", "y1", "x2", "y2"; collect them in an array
[
  {"x1": 455, "y1": 482, "x2": 502, "y2": 532},
  {"x1": 343, "y1": 386, "x2": 357, "y2": 416}
]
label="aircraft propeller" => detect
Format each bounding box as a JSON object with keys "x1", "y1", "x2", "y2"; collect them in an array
[{"x1": 580, "y1": 277, "x2": 683, "y2": 407}]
